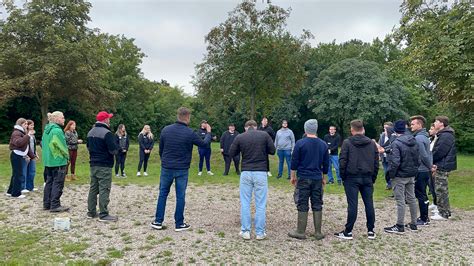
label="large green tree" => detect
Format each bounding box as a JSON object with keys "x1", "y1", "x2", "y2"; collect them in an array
[
  {"x1": 0, "y1": 0, "x2": 118, "y2": 128},
  {"x1": 194, "y1": 1, "x2": 311, "y2": 120},
  {"x1": 308, "y1": 58, "x2": 407, "y2": 137},
  {"x1": 395, "y1": 0, "x2": 473, "y2": 111}
]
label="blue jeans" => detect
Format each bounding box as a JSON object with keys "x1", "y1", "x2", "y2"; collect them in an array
[
  {"x1": 23, "y1": 159, "x2": 36, "y2": 191},
  {"x1": 240, "y1": 171, "x2": 268, "y2": 236},
  {"x1": 327, "y1": 155, "x2": 341, "y2": 183},
  {"x1": 154, "y1": 167, "x2": 189, "y2": 227},
  {"x1": 382, "y1": 161, "x2": 391, "y2": 187},
  {"x1": 198, "y1": 148, "x2": 211, "y2": 171},
  {"x1": 277, "y1": 149, "x2": 291, "y2": 178}
]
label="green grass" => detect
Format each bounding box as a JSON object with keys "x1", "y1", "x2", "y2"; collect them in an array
[{"x1": 0, "y1": 143, "x2": 472, "y2": 210}]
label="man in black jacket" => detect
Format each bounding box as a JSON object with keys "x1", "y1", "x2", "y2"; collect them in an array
[
  {"x1": 220, "y1": 123, "x2": 240, "y2": 176},
  {"x1": 87, "y1": 111, "x2": 119, "y2": 222},
  {"x1": 430, "y1": 116, "x2": 457, "y2": 220},
  {"x1": 229, "y1": 120, "x2": 275, "y2": 240},
  {"x1": 334, "y1": 120, "x2": 379, "y2": 240},
  {"x1": 323, "y1": 126, "x2": 341, "y2": 184},
  {"x1": 384, "y1": 120, "x2": 420, "y2": 234}
]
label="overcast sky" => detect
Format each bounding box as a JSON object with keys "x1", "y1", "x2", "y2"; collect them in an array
[{"x1": 86, "y1": 0, "x2": 402, "y2": 94}]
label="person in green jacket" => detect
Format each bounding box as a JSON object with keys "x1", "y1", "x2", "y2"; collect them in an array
[{"x1": 42, "y1": 111, "x2": 70, "y2": 212}]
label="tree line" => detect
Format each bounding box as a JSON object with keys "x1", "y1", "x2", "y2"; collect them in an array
[{"x1": 0, "y1": 0, "x2": 472, "y2": 153}]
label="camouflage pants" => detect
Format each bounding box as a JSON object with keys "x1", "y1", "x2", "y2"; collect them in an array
[{"x1": 434, "y1": 170, "x2": 451, "y2": 218}]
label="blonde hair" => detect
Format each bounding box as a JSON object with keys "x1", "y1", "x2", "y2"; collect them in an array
[
  {"x1": 140, "y1": 125, "x2": 153, "y2": 139},
  {"x1": 47, "y1": 111, "x2": 64, "y2": 123},
  {"x1": 15, "y1": 118, "x2": 27, "y2": 126}
]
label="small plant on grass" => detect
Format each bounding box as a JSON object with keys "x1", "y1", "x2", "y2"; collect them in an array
[{"x1": 217, "y1": 231, "x2": 225, "y2": 238}]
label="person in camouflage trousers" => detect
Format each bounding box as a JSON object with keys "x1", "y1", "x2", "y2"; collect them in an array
[{"x1": 431, "y1": 116, "x2": 457, "y2": 221}]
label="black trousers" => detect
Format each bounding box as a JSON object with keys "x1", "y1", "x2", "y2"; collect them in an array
[
  {"x1": 138, "y1": 149, "x2": 150, "y2": 172},
  {"x1": 223, "y1": 154, "x2": 240, "y2": 175},
  {"x1": 415, "y1": 171, "x2": 430, "y2": 221},
  {"x1": 7, "y1": 152, "x2": 24, "y2": 197},
  {"x1": 43, "y1": 166, "x2": 66, "y2": 209},
  {"x1": 343, "y1": 177, "x2": 375, "y2": 233},
  {"x1": 115, "y1": 152, "x2": 127, "y2": 175},
  {"x1": 428, "y1": 172, "x2": 437, "y2": 205},
  {"x1": 293, "y1": 178, "x2": 323, "y2": 212}
]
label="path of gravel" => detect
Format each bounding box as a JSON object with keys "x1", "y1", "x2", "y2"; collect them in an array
[{"x1": 1, "y1": 183, "x2": 473, "y2": 264}]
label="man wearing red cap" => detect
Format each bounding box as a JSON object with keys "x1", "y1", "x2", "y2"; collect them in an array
[{"x1": 86, "y1": 111, "x2": 119, "y2": 222}]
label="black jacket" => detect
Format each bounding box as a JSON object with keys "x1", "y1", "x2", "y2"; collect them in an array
[
  {"x1": 258, "y1": 125, "x2": 275, "y2": 141},
  {"x1": 387, "y1": 133, "x2": 420, "y2": 178},
  {"x1": 220, "y1": 130, "x2": 239, "y2": 155},
  {"x1": 87, "y1": 123, "x2": 118, "y2": 168},
  {"x1": 138, "y1": 132, "x2": 154, "y2": 150},
  {"x1": 115, "y1": 134, "x2": 129, "y2": 153},
  {"x1": 432, "y1": 126, "x2": 457, "y2": 172},
  {"x1": 229, "y1": 128, "x2": 275, "y2": 171},
  {"x1": 323, "y1": 133, "x2": 340, "y2": 155},
  {"x1": 339, "y1": 134, "x2": 379, "y2": 182}
]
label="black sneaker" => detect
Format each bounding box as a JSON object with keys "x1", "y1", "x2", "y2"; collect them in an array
[
  {"x1": 276, "y1": 175, "x2": 282, "y2": 179},
  {"x1": 50, "y1": 206, "x2": 70, "y2": 213},
  {"x1": 415, "y1": 218, "x2": 430, "y2": 227},
  {"x1": 175, "y1": 223, "x2": 191, "y2": 232},
  {"x1": 151, "y1": 221, "x2": 163, "y2": 230},
  {"x1": 87, "y1": 213, "x2": 98, "y2": 219},
  {"x1": 368, "y1": 231, "x2": 376, "y2": 240},
  {"x1": 328, "y1": 181, "x2": 335, "y2": 184},
  {"x1": 384, "y1": 224, "x2": 404, "y2": 234},
  {"x1": 405, "y1": 223, "x2": 418, "y2": 231},
  {"x1": 98, "y1": 215, "x2": 118, "y2": 222},
  {"x1": 334, "y1": 231, "x2": 353, "y2": 240}
]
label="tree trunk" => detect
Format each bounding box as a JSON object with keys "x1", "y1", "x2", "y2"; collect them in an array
[
  {"x1": 250, "y1": 87, "x2": 256, "y2": 121},
  {"x1": 40, "y1": 100, "x2": 49, "y2": 131}
]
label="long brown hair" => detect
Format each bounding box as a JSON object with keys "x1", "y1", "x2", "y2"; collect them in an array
[{"x1": 64, "y1": 120, "x2": 76, "y2": 132}]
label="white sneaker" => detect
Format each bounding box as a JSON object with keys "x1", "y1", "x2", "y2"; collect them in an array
[
  {"x1": 43, "y1": 183, "x2": 46, "y2": 188},
  {"x1": 431, "y1": 206, "x2": 439, "y2": 214},
  {"x1": 207, "y1": 171, "x2": 214, "y2": 176},
  {"x1": 431, "y1": 213, "x2": 448, "y2": 221},
  {"x1": 137, "y1": 172, "x2": 141, "y2": 176},
  {"x1": 239, "y1": 231, "x2": 250, "y2": 240},
  {"x1": 5, "y1": 193, "x2": 11, "y2": 197},
  {"x1": 115, "y1": 174, "x2": 119, "y2": 177},
  {"x1": 144, "y1": 172, "x2": 148, "y2": 176},
  {"x1": 256, "y1": 233, "x2": 267, "y2": 240},
  {"x1": 198, "y1": 172, "x2": 202, "y2": 176},
  {"x1": 429, "y1": 204, "x2": 437, "y2": 210},
  {"x1": 15, "y1": 195, "x2": 26, "y2": 199},
  {"x1": 32, "y1": 188, "x2": 38, "y2": 192},
  {"x1": 21, "y1": 189, "x2": 29, "y2": 194},
  {"x1": 267, "y1": 172, "x2": 272, "y2": 177}
]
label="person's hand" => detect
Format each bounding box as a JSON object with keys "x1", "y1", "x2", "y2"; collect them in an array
[
  {"x1": 212, "y1": 136, "x2": 217, "y2": 140},
  {"x1": 205, "y1": 123, "x2": 212, "y2": 133},
  {"x1": 220, "y1": 149, "x2": 224, "y2": 153},
  {"x1": 28, "y1": 130, "x2": 35, "y2": 135},
  {"x1": 290, "y1": 175, "x2": 297, "y2": 186},
  {"x1": 322, "y1": 176, "x2": 327, "y2": 186},
  {"x1": 431, "y1": 165, "x2": 437, "y2": 174},
  {"x1": 123, "y1": 149, "x2": 127, "y2": 153},
  {"x1": 78, "y1": 139, "x2": 83, "y2": 144},
  {"x1": 377, "y1": 146, "x2": 385, "y2": 154}
]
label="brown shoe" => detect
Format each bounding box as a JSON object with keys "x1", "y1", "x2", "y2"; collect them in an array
[
  {"x1": 65, "y1": 175, "x2": 72, "y2": 182},
  {"x1": 71, "y1": 174, "x2": 77, "y2": 181}
]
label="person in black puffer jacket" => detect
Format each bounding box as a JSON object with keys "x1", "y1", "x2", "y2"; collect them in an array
[
  {"x1": 430, "y1": 116, "x2": 457, "y2": 220},
  {"x1": 384, "y1": 120, "x2": 420, "y2": 235},
  {"x1": 137, "y1": 125, "x2": 154, "y2": 176}
]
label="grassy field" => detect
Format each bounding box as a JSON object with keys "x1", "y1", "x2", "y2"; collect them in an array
[{"x1": 0, "y1": 143, "x2": 472, "y2": 210}]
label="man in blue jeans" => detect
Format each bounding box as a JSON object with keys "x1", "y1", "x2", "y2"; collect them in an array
[
  {"x1": 151, "y1": 107, "x2": 212, "y2": 232},
  {"x1": 323, "y1": 126, "x2": 341, "y2": 184},
  {"x1": 274, "y1": 120, "x2": 295, "y2": 179},
  {"x1": 229, "y1": 120, "x2": 275, "y2": 240}
]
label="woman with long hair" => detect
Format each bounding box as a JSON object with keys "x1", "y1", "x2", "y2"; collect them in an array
[
  {"x1": 137, "y1": 125, "x2": 154, "y2": 176},
  {"x1": 23, "y1": 120, "x2": 39, "y2": 192},
  {"x1": 115, "y1": 124, "x2": 129, "y2": 177},
  {"x1": 64, "y1": 120, "x2": 83, "y2": 181},
  {"x1": 6, "y1": 118, "x2": 34, "y2": 198}
]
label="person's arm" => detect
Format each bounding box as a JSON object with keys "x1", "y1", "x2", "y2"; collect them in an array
[
  {"x1": 192, "y1": 131, "x2": 211, "y2": 147},
  {"x1": 372, "y1": 143, "x2": 379, "y2": 183},
  {"x1": 266, "y1": 134, "x2": 276, "y2": 155},
  {"x1": 159, "y1": 133, "x2": 164, "y2": 158},
  {"x1": 290, "y1": 130, "x2": 295, "y2": 152},
  {"x1": 49, "y1": 130, "x2": 69, "y2": 159},
  {"x1": 290, "y1": 143, "x2": 300, "y2": 185},
  {"x1": 416, "y1": 136, "x2": 432, "y2": 170},
  {"x1": 138, "y1": 134, "x2": 145, "y2": 150},
  {"x1": 432, "y1": 134, "x2": 453, "y2": 165},
  {"x1": 220, "y1": 132, "x2": 226, "y2": 150},
  {"x1": 105, "y1": 132, "x2": 118, "y2": 155},
  {"x1": 149, "y1": 138, "x2": 155, "y2": 151},
  {"x1": 388, "y1": 142, "x2": 400, "y2": 179},
  {"x1": 12, "y1": 133, "x2": 30, "y2": 148},
  {"x1": 274, "y1": 131, "x2": 279, "y2": 150},
  {"x1": 338, "y1": 140, "x2": 349, "y2": 181},
  {"x1": 125, "y1": 136, "x2": 130, "y2": 151},
  {"x1": 322, "y1": 144, "x2": 329, "y2": 175}
]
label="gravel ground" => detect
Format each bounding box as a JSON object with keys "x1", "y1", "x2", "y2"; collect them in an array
[{"x1": 1, "y1": 183, "x2": 473, "y2": 264}]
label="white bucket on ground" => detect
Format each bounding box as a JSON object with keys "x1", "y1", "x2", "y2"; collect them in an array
[{"x1": 53, "y1": 217, "x2": 71, "y2": 231}]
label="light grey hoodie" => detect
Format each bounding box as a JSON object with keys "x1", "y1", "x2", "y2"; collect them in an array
[{"x1": 275, "y1": 128, "x2": 295, "y2": 151}]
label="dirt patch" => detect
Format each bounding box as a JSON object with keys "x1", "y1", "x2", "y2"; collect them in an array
[{"x1": 1, "y1": 183, "x2": 473, "y2": 264}]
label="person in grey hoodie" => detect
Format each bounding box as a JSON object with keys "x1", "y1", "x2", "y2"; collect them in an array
[
  {"x1": 410, "y1": 116, "x2": 432, "y2": 226},
  {"x1": 274, "y1": 120, "x2": 295, "y2": 179}
]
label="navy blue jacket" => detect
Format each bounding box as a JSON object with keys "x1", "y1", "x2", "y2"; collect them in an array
[
  {"x1": 290, "y1": 137, "x2": 329, "y2": 180},
  {"x1": 159, "y1": 121, "x2": 211, "y2": 169},
  {"x1": 87, "y1": 123, "x2": 118, "y2": 168},
  {"x1": 138, "y1": 133, "x2": 154, "y2": 150},
  {"x1": 196, "y1": 127, "x2": 212, "y2": 149}
]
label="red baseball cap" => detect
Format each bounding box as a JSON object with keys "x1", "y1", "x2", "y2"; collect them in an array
[{"x1": 96, "y1": 111, "x2": 113, "y2": 121}]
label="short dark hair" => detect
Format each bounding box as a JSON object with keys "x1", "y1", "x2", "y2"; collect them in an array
[
  {"x1": 282, "y1": 120, "x2": 288, "y2": 123},
  {"x1": 435, "y1": 116, "x2": 449, "y2": 127},
  {"x1": 177, "y1": 107, "x2": 191, "y2": 121},
  {"x1": 410, "y1": 115, "x2": 426, "y2": 126},
  {"x1": 384, "y1": 122, "x2": 393, "y2": 127},
  {"x1": 329, "y1": 125, "x2": 336, "y2": 130},
  {"x1": 26, "y1": 119, "x2": 34, "y2": 125},
  {"x1": 228, "y1": 123, "x2": 235, "y2": 127},
  {"x1": 245, "y1": 120, "x2": 258, "y2": 128},
  {"x1": 350, "y1": 119, "x2": 364, "y2": 132}
]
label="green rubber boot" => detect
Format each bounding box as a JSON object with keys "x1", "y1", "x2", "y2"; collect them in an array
[
  {"x1": 313, "y1": 211, "x2": 325, "y2": 240},
  {"x1": 288, "y1": 212, "x2": 308, "y2": 239}
]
